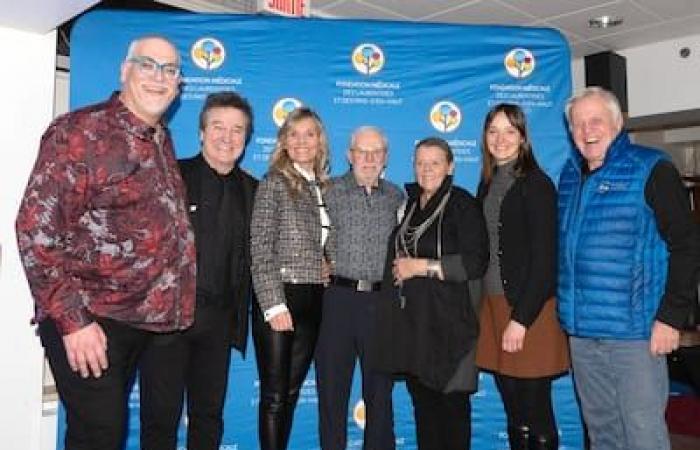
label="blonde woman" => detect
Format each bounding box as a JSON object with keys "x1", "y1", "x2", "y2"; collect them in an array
[{"x1": 251, "y1": 107, "x2": 331, "y2": 450}]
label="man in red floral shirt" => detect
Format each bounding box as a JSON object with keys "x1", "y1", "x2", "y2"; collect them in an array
[{"x1": 15, "y1": 35, "x2": 196, "y2": 450}]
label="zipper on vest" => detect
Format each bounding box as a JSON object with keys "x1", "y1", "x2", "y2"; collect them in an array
[{"x1": 568, "y1": 172, "x2": 593, "y2": 333}]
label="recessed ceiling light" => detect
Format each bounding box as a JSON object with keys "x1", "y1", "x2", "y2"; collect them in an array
[{"x1": 589, "y1": 15, "x2": 624, "y2": 29}]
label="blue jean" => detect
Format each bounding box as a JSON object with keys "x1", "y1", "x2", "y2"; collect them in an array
[{"x1": 570, "y1": 336, "x2": 670, "y2": 450}]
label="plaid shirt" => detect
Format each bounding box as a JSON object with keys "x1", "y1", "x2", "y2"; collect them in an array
[{"x1": 15, "y1": 93, "x2": 196, "y2": 335}]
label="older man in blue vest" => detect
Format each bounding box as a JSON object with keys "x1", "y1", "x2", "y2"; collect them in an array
[{"x1": 557, "y1": 87, "x2": 699, "y2": 450}]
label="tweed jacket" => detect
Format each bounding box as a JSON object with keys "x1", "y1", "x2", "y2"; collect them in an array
[{"x1": 251, "y1": 171, "x2": 326, "y2": 312}]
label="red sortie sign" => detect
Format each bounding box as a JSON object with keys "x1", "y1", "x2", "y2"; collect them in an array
[{"x1": 265, "y1": 0, "x2": 308, "y2": 17}]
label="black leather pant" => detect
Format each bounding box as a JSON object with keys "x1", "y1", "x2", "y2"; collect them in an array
[{"x1": 252, "y1": 283, "x2": 323, "y2": 450}]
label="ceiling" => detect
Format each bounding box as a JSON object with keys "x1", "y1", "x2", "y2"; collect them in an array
[
  {"x1": 3, "y1": 0, "x2": 700, "y2": 58},
  {"x1": 309, "y1": 0, "x2": 700, "y2": 57}
]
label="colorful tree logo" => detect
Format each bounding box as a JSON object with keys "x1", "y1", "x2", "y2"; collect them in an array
[
  {"x1": 191, "y1": 37, "x2": 225, "y2": 70},
  {"x1": 430, "y1": 101, "x2": 462, "y2": 133},
  {"x1": 504, "y1": 48, "x2": 535, "y2": 79},
  {"x1": 351, "y1": 43, "x2": 385, "y2": 75},
  {"x1": 272, "y1": 97, "x2": 303, "y2": 127},
  {"x1": 353, "y1": 399, "x2": 366, "y2": 430}
]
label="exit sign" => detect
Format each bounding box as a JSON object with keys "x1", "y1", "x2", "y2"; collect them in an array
[{"x1": 257, "y1": 0, "x2": 310, "y2": 17}]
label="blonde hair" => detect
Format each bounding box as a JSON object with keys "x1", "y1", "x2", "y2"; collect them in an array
[{"x1": 269, "y1": 107, "x2": 330, "y2": 196}]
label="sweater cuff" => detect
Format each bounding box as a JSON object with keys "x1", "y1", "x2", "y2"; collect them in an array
[
  {"x1": 655, "y1": 296, "x2": 694, "y2": 330},
  {"x1": 441, "y1": 254, "x2": 467, "y2": 282},
  {"x1": 53, "y1": 307, "x2": 93, "y2": 335},
  {"x1": 264, "y1": 304, "x2": 289, "y2": 322}
]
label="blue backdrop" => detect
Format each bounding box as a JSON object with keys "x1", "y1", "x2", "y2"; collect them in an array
[{"x1": 64, "y1": 10, "x2": 581, "y2": 449}]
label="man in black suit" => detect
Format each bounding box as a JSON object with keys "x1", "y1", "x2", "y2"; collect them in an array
[{"x1": 139, "y1": 91, "x2": 258, "y2": 450}]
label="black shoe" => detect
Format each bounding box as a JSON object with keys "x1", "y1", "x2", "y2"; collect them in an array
[
  {"x1": 507, "y1": 425, "x2": 530, "y2": 450},
  {"x1": 528, "y1": 433, "x2": 558, "y2": 450}
]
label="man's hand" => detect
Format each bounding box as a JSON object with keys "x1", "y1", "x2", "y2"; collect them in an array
[
  {"x1": 269, "y1": 311, "x2": 294, "y2": 332},
  {"x1": 649, "y1": 320, "x2": 680, "y2": 356},
  {"x1": 62, "y1": 322, "x2": 108, "y2": 378},
  {"x1": 502, "y1": 320, "x2": 527, "y2": 353}
]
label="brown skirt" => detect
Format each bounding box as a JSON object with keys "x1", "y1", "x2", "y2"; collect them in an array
[{"x1": 476, "y1": 295, "x2": 570, "y2": 378}]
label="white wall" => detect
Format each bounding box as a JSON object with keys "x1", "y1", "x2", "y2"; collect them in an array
[
  {"x1": 621, "y1": 34, "x2": 700, "y2": 118},
  {"x1": 0, "y1": 27, "x2": 57, "y2": 450},
  {"x1": 570, "y1": 33, "x2": 700, "y2": 119}
]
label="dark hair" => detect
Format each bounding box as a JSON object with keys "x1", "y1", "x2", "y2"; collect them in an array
[
  {"x1": 415, "y1": 136, "x2": 454, "y2": 164},
  {"x1": 199, "y1": 91, "x2": 254, "y2": 145},
  {"x1": 480, "y1": 103, "x2": 536, "y2": 186}
]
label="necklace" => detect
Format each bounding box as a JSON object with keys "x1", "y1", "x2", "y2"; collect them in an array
[{"x1": 395, "y1": 190, "x2": 450, "y2": 258}]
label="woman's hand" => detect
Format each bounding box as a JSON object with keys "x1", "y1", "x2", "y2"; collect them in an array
[
  {"x1": 321, "y1": 258, "x2": 333, "y2": 286},
  {"x1": 502, "y1": 320, "x2": 526, "y2": 353},
  {"x1": 269, "y1": 311, "x2": 294, "y2": 332},
  {"x1": 392, "y1": 257, "x2": 427, "y2": 284}
]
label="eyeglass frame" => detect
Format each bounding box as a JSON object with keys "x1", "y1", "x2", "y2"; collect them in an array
[
  {"x1": 128, "y1": 55, "x2": 181, "y2": 80},
  {"x1": 350, "y1": 146, "x2": 386, "y2": 160}
]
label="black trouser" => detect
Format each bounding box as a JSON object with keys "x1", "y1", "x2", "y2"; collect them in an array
[
  {"x1": 252, "y1": 283, "x2": 323, "y2": 450},
  {"x1": 494, "y1": 374, "x2": 558, "y2": 449},
  {"x1": 139, "y1": 304, "x2": 235, "y2": 450},
  {"x1": 406, "y1": 378, "x2": 471, "y2": 450},
  {"x1": 39, "y1": 316, "x2": 151, "y2": 450},
  {"x1": 315, "y1": 285, "x2": 395, "y2": 450}
]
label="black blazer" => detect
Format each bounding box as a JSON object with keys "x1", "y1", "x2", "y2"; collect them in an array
[
  {"x1": 477, "y1": 165, "x2": 557, "y2": 328},
  {"x1": 179, "y1": 154, "x2": 258, "y2": 355}
]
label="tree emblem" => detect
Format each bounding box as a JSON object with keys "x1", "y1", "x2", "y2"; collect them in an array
[
  {"x1": 430, "y1": 101, "x2": 461, "y2": 133},
  {"x1": 191, "y1": 37, "x2": 225, "y2": 70},
  {"x1": 504, "y1": 48, "x2": 535, "y2": 78},
  {"x1": 352, "y1": 43, "x2": 384, "y2": 75}
]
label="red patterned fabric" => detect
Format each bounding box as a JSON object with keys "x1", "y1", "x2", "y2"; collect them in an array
[{"x1": 16, "y1": 93, "x2": 196, "y2": 335}]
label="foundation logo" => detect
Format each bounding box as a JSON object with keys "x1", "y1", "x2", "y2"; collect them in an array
[
  {"x1": 191, "y1": 37, "x2": 225, "y2": 70},
  {"x1": 352, "y1": 43, "x2": 385, "y2": 75},
  {"x1": 504, "y1": 48, "x2": 535, "y2": 78},
  {"x1": 352, "y1": 399, "x2": 366, "y2": 430},
  {"x1": 430, "y1": 101, "x2": 462, "y2": 133},
  {"x1": 272, "y1": 97, "x2": 303, "y2": 127}
]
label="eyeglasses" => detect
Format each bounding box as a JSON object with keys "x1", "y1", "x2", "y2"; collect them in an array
[
  {"x1": 351, "y1": 147, "x2": 385, "y2": 160},
  {"x1": 128, "y1": 56, "x2": 181, "y2": 80}
]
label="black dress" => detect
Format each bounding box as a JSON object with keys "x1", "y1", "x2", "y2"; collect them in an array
[{"x1": 371, "y1": 176, "x2": 489, "y2": 393}]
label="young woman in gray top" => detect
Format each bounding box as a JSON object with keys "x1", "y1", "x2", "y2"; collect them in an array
[{"x1": 475, "y1": 103, "x2": 569, "y2": 450}]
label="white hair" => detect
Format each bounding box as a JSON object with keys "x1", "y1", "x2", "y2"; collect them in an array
[
  {"x1": 565, "y1": 86, "x2": 623, "y2": 131},
  {"x1": 349, "y1": 125, "x2": 388, "y2": 151},
  {"x1": 124, "y1": 35, "x2": 180, "y2": 64}
]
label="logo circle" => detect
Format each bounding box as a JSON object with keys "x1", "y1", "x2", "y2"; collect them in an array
[
  {"x1": 504, "y1": 48, "x2": 535, "y2": 79},
  {"x1": 352, "y1": 399, "x2": 366, "y2": 430},
  {"x1": 351, "y1": 43, "x2": 385, "y2": 75},
  {"x1": 430, "y1": 101, "x2": 462, "y2": 133},
  {"x1": 191, "y1": 37, "x2": 226, "y2": 70},
  {"x1": 272, "y1": 97, "x2": 303, "y2": 127}
]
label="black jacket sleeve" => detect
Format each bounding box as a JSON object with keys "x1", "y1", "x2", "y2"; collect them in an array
[
  {"x1": 441, "y1": 192, "x2": 489, "y2": 282},
  {"x1": 510, "y1": 173, "x2": 558, "y2": 327},
  {"x1": 646, "y1": 161, "x2": 700, "y2": 329}
]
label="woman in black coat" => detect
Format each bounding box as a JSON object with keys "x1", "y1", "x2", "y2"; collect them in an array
[
  {"x1": 475, "y1": 103, "x2": 569, "y2": 450},
  {"x1": 372, "y1": 137, "x2": 488, "y2": 450}
]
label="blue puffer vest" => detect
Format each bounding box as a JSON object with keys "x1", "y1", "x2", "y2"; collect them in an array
[{"x1": 557, "y1": 132, "x2": 669, "y2": 339}]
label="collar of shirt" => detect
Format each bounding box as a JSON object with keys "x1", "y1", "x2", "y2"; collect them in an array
[
  {"x1": 293, "y1": 162, "x2": 316, "y2": 182},
  {"x1": 341, "y1": 170, "x2": 383, "y2": 194},
  {"x1": 110, "y1": 91, "x2": 165, "y2": 142},
  {"x1": 200, "y1": 154, "x2": 238, "y2": 183}
]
